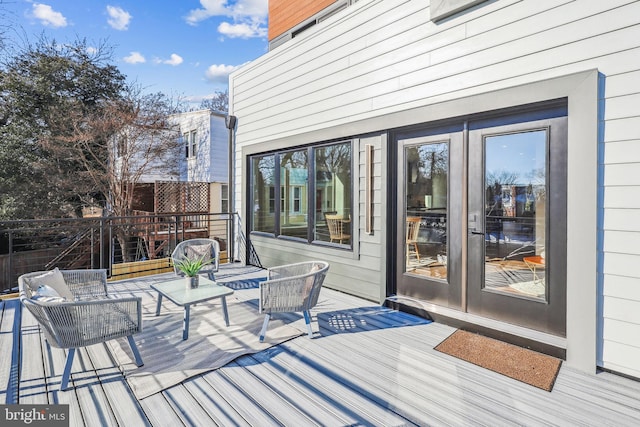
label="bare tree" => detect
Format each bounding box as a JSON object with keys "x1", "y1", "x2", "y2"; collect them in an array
[
  {"x1": 198, "y1": 90, "x2": 228, "y2": 113},
  {"x1": 50, "y1": 85, "x2": 182, "y2": 260}
]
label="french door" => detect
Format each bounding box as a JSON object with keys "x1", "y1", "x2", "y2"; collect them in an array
[
  {"x1": 466, "y1": 116, "x2": 567, "y2": 336},
  {"x1": 395, "y1": 111, "x2": 567, "y2": 336},
  {"x1": 396, "y1": 125, "x2": 464, "y2": 309}
]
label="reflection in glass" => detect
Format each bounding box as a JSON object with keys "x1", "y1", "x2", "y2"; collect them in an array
[
  {"x1": 483, "y1": 130, "x2": 547, "y2": 300},
  {"x1": 404, "y1": 142, "x2": 448, "y2": 280},
  {"x1": 280, "y1": 150, "x2": 309, "y2": 238},
  {"x1": 314, "y1": 142, "x2": 352, "y2": 245},
  {"x1": 252, "y1": 155, "x2": 275, "y2": 233}
]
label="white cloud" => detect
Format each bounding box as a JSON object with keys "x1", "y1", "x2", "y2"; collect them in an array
[
  {"x1": 162, "y1": 54, "x2": 184, "y2": 66},
  {"x1": 31, "y1": 3, "x2": 67, "y2": 28},
  {"x1": 106, "y1": 5, "x2": 132, "y2": 31},
  {"x1": 218, "y1": 20, "x2": 266, "y2": 39},
  {"x1": 123, "y1": 51, "x2": 145, "y2": 64},
  {"x1": 185, "y1": 0, "x2": 267, "y2": 38},
  {"x1": 205, "y1": 64, "x2": 237, "y2": 84}
]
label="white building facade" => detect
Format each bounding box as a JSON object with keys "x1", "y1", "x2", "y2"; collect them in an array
[
  {"x1": 171, "y1": 110, "x2": 229, "y2": 184},
  {"x1": 229, "y1": 0, "x2": 640, "y2": 378}
]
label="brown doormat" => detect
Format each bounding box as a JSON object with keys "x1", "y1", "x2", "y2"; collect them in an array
[{"x1": 435, "y1": 329, "x2": 562, "y2": 392}]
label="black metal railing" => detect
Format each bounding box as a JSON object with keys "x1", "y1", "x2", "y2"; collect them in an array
[{"x1": 0, "y1": 212, "x2": 240, "y2": 294}]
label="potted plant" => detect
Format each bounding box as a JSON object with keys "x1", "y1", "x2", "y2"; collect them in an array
[{"x1": 174, "y1": 254, "x2": 212, "y2": 288}]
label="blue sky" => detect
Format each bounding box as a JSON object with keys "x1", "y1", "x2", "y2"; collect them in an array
[{"x1": 4, "y1": 0, "x2": 269, "y2": 105}]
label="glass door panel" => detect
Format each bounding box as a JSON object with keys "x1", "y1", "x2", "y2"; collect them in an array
[
  {"x1": 396, "y1": 128, "x2": 463, "y2": 308},
  {"x1": 405, "y1": 143, "x2": 449, "y2": 279},
  {"x1": 467, "y1": 116, "x2": 567, "y2": 336},
  {"x1": 483, "y1": 130, "x2": 547, "y2": 301}
]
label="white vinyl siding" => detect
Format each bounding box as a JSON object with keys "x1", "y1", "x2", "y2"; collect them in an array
[
  {"x1": 230, "y1": 0, "x2": 640, "y2": 376},
  {"x1": 170, "y1": 110, "x2": 228, "y2": 183}
]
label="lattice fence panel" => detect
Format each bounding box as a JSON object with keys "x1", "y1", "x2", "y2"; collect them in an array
[{"x1": 155, "y1": 181, "x2": 209, "y2": 213}]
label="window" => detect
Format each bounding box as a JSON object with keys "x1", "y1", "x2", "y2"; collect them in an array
[
  {"x1": 252, "y1": 154, "x2": 276, "y2": 233},
  {"x1": 314, "y1": 142, "x2": 352, "y2": 245},
  {"x1": 250, "y1": 141, "x2": 352, "y2": 247},
  {"x1": 280, "y1": 149, "x2": 308, "y2": 238},
  {"x1": 183, "y1": 132, "x2": 189, "y2": 158},
  {"x1": 221, "y1": 184, "x2": 229, "y2": 213},
  {"x1": 190, "y1": 131, "x2": 197, "y2": 158}
]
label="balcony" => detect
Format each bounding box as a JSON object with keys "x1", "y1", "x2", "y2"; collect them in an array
[{"x1": 2, "y1": 264, "x2": 640, "y2": 425}]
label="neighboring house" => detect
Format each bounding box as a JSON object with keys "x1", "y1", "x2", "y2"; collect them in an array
[
  {"x1": 170, "y1": 109, "x2": 230, "y2": 214},
  {"x1": 115, "y1": 109, "x2": 230, "y2": 214},
  {"x1": 228, "y1": 0, "x2": 640, "y2": 380}
]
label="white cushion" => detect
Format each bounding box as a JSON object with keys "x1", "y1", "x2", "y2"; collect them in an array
[
  {"x1": 28, "y1": 268, "x2": 74, "y2": 300},
  {"x1": 31, "y1": 284, "x2": 66, "y2": 303}
]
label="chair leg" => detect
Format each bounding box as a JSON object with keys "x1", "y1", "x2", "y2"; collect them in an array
[
  {"x1": 303, "y1": 310, "x2": 313, "y2": 338},
  {"x1": 60, "y1": 348, "x2": 76, "y2": 391},
  {"x1": 127, "y1": 335, "x2": 144, "y2": 367},
  {"x1": 259, "y1": 314, "x2": 270, "y2": 342}
]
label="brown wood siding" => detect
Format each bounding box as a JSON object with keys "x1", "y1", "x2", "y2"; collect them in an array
[{"x1": 269, "y1": 0, "x2": 338, "y2": 41}]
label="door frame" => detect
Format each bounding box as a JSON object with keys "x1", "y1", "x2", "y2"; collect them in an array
[{"x1": 386, "y1": 86, "x2": 595, "y2": 364}]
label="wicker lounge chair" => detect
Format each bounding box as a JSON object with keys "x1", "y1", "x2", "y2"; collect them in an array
[
  {"x1": 259, "y1": 261, "x2": 329, "y2": 341},
  {"x1": 19, "y1": 269, "x2": 143, "y2": 391},
  {"x1": 171, "y1": 238, "x2": 220, "y2": 280}
]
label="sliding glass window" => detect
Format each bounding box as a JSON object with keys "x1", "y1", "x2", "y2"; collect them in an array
[
  {"x1": 249, "y1": 141, "x2": 352, "y2": 248},
  {"x1": 280, "y1": 150, "x2": 309, "y2": 239},
  {"x1": 252, "y1": 154, "x2": 276, "y2": 233}
]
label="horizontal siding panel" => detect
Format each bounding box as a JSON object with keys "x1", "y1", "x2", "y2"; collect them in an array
[
  {"x1": 604, "y1": 140, "x2": 640, "y2": 164},
  {"x1": 605, "y1": 164, "x2": 640, "y2": 186},
  {"x1": 604, "y1": 186, "x2": 640, "y2": 209},
  {"x1": 603, "y1": 274, "x2": 640, "y2": 300},
  {"x1": 432, "y1": 0, "x2": 628, "y2": 64},
  {"x1": 603, "y1": 252, "x2": 640, "y2": 278},
  {"x1": 603, "y1": 318, "x2": 640, "y2": 348},
  {"x1": 241, "y1": 2, "x2": 639, "y2": 127},
  {"x1": 604, "y1": 93, "x2": 640, "y2": 121},
  {"x1": 239, "y1": 27, "x2": 640, "y2": 143},
  {"x1": 382, "y1": 23, "x2": 640, "y2": 111},
  {"x1": 606, "y1": 70, "x2": 640, "y2": 98},
  {"x1": 605, "y1": 117, "x2": 640, "y2": 142},
  {"x1": 234, "y1": 1, "x2": 418, "y2": 104},
  {"x1": 603, "y1": 296, "x2": 640, "y2": 324},
  {"x1": 603, "y1": 208, "x2": 640, "y2": 232},
  {"x1": 603, "y1": 230, "x2": 640, "y2": 255},
  {"x1": 602, "y1": 340, "x2": 640, "y2": 376}
]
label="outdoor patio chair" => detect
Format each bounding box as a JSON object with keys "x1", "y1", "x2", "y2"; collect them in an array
[
  {"x1": 171, "y1": 238, "x2": 220, "y2": 280},
  {"x1": 19, "y1": 268, "x2": 143, "y2": 391},
  {"x1": 259, "y1": 261, "x2": 330, "y2": 341}
]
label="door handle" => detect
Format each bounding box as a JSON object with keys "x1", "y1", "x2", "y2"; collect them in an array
[{"x1": 469, "y1": 230, "x2": 484, "y2": 235}]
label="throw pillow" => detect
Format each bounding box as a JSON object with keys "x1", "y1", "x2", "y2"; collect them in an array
[
  {"x1": 31, "y1": 284, "x2": 66, "y2": 303},
  {"x1": 185, "y1": 243, "x2": 214, "y2": 261},
  {"x1": 28, "y1": 268, "x2": 74, "y2": 300}
]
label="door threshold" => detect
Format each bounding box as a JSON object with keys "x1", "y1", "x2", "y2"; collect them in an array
[{"x1": 385, "y1": 294, "x2": 567, "y2": 359}]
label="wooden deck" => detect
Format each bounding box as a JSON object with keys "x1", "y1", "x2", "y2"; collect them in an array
[{"x1": 2, "y1": 264, "x2": 640, "y2": 426}]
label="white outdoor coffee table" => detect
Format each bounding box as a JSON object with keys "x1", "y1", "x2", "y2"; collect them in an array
[{"x1": 151, "y1": 277, "x2": 234, "y2": 340}]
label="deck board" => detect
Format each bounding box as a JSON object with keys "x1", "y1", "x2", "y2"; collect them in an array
[
  {"x1": 0, "y1": 300, "x2": 20, "y2": 404},
  {"x1": 4, "y1": 264, "x2": 640, "y2": 426},
  {"x1": 17, "y1": 303, "x2": 49, "y2": 405}
]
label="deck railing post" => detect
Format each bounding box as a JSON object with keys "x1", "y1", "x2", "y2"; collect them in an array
[{"x1": 8, "y1": 229, "x2": 14, "y2": 291}]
